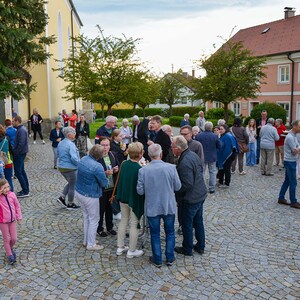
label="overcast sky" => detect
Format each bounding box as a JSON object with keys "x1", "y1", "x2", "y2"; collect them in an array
[{"x1": 72, "y1": 0, "x2": 299, "y2": 76}]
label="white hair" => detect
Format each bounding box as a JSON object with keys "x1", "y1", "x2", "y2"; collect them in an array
[
  {"x1": 172, "y1": 136, "x2": 188, "y2": 151},
  {"x1": 148, "y1": 143, "x2": 162, "y2": 159},
  {"x1": 132, "y1": 115, "x2": 139, "y2": 121},
  {"x1": 62, "y1": 126, "x2": 76, "y2": 138},
  {"x1": 106, "y1": 115, "x2": 115, "y2": 122}
]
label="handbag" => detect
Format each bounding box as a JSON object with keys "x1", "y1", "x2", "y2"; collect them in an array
[
  {"x1": 238, "y1": 142, "x2": 249, "y2": 153},
  {"x1": 108, "y1": 161, "x2": 124, "y2": 215},
  {"x1": 86, "y1": 137, "x2": 93, "y2": 151}
]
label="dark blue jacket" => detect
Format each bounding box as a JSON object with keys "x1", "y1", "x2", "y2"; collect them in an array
[
  {"x1": 49, "y1": 128, "x2": 64, "y2": 148},
  {"x1": 195, "y1": 131, "x2": 221, "y2": 163},
  {"x1": 12, "y1": 125, "x2": 28, "y2": 156},
  {"x1": 180, "y1": 119, "x2": 190, "y2": 127}
]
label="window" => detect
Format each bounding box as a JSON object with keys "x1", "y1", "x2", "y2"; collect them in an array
[
  {"x1": 278, "y1": 65, "x2": 290, "y2": 83},
  {"x1": 232, "y1": 102, "x2": 240, "y2": 116},
  {"x1": 214, "y1": 101, "x2": 222, "y2": 108},
  {"x1": 277, "y1": 102, "x2": 290, "y2": 121},
  {"x1": 181, "y1": 97, "x2": 187, "y2": 104}
]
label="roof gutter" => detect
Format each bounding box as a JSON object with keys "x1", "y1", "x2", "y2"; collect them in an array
[{"x1": 287, "y1": 53, "x2": 295, "y2": 123}]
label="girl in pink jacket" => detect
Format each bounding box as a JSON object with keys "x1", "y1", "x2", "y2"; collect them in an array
[{"x1": 0, "y1": 179, "x2": 22, "y2": 265}]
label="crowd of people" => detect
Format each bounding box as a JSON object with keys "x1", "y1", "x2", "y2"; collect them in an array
[{"x1": 0, "y1": 108, "x2": 300, "y2": 266}]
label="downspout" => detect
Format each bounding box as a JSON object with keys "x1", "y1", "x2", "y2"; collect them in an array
[
  {"x1": 287, "y1": 53, "x2": 295, "y2": 123},
  {"x1": 70, "y1": 6, "x2": 76, "y2": 110}
]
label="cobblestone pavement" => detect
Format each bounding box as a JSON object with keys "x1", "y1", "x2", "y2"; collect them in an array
[{"x1": 0, "y1": 140, "x2": 299, "y2": 299}]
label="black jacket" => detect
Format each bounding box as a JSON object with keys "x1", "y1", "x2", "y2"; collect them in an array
[
  {"x1": 175, "y1": 149, "x2": 207, "y2": 204},
  {"x1": 110, "y1": 140, "x2": 126, "y2": 164},
  {"x1": 98, "y1": 151, "x2": 119, "y2": 190},
  {"x1": 76, "y1": 121, "x2": 90, "y2": 138},
  {"x1": 151, "y1": 129, "x2": 171, "y2": 162}
]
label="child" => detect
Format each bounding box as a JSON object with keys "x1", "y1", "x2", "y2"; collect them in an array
[{"x1": 0, "y1": 179, "x2": 22, "y2": 265}]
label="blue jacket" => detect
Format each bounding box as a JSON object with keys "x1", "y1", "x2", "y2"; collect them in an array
[
  {"x1": 180, "y1": 119, "x2": 190, "y2": 127},
  {"x1": 12, "y1": 125, "x2": 28, "y2": 156},
  {"x1": 217, "y1": 133, "x2": 239, "y2": 169},
  {"x1": 196, "y1": 131, "x2": 221, "y2": 163},
  {"x1": 75, "y1": 155, "x2": 108, "y2": 198},
  {"x1": 49, "y1": 128, "x2": 64, "y2": 148},
  {"x1": 57, "y1": 138, "x2": 80, "y2": 169},
  {"x1": 5, "y1": 127, "x2": 16, "y2": 148}
]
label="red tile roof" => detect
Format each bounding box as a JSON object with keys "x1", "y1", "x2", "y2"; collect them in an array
[{"x1": 230, "y1": 14, "x2": 300, "y2": 57}]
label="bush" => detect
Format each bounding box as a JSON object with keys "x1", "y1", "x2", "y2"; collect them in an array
[
  {"x1": 206, "y1": 108, "x2": 235, "y2": 120},
  {"x1": 171, "y1": 106, "x2": 206, "y2": 117},
  {"x1": 207, "y1": 118, "x2": 234, "y2": 127},
  {"x1": 249, "y1": 102, "x2": 287, "y2": 124}
]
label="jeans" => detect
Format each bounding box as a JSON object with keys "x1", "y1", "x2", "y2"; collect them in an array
[
  {"x1": 256, "y1": 137, "x2": 261, "y2": 163},
  {"x1": 4, "y1": 167, "x2": 13, "y2": 192},
  {"x1": 246, "y1": 142, "x2": 256, "y2": 166},
  {"x1": 182, "y1": 201, "x2": 205, "y2": 255},
  {"x1": 147, "y1": 214, "x2": 175, "y2": 264},
  {"x1": 60, "y1": 170, "x2": 77, "y2": 204},
  {"x1": 279, "y1": 161, "x2": 297, "y2": 204},
  {"x1": 76, "y1": 191, "x2": 100, "y2": 247},
  {"x1": 52, "y1": 147, "x2": 58, "y2": 167},
  {"x1": 13, "y1": 153, "x2": 29, "y2": 194},
  {"x1": 204, "y1": 162, "x2": 216, "y2": 192}
]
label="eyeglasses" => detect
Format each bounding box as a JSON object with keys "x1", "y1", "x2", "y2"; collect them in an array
[{"x1": 180, "y1": 132, "x2": 191, "y2": 136}]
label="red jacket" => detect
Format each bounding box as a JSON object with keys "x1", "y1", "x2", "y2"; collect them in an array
[
  {"x1": 0, "y1": 191, "x2": 22, "y2": 223},
  {"x1": 275, "y1": 124, "x2": 286, "y2": 147}
]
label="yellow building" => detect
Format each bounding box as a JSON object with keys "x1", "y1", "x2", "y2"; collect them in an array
[{"x1": 6, "y1": 0, "x2": 83, "y2": 122}]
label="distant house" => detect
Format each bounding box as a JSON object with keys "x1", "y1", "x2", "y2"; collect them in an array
[
  {"x1": 207, "y1": 7, "x2": 300, "y2": 123},
  {"x1": 5, "y1": 0, "x2": 83, "y2": 122},
  {"x1": 149, "y1": 71, "x2": 203, "y2": 109}
]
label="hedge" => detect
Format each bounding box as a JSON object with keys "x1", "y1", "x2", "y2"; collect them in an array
[
  {"x1": 170, "y1": 106, "x2": 206, "y2": 117},
  {"x1": 205, "y1": 108, "x2": 235, "y2": 119},
  {"x1": 169, "y1": 116, "x2": 196, "y2": 127},
  {"x1": 96, "y1": 108, "x2": 164, "y2": 119}
]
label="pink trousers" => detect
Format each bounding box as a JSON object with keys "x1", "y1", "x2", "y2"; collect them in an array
[{"x1": 0, "y1": 222, "x2": 17, "y2": 256}]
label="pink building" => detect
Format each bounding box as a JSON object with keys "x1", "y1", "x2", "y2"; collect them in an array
[{"x1": 208, "y1": 7, "x2": 300, "y2": 123}]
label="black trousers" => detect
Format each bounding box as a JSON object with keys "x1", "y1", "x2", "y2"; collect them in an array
[
  {"x1": 97, "y1": 190, "x2": 113, "y2": 232},
  {"x1": 32, "y1": 124, "x2": 43, "y2": 140},
  {"x1": 217, "y1": 153, "x2": 236, "y2": 186}
]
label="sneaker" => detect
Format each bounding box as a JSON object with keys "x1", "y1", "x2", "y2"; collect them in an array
[
  {"x1": 116, "y1": 246, "x2": 129, "y2": 256},
  {"x1": 86, "y1": 244, "x2": 104, "y2": 251},
  {"x1": 57, "y1": 196, "x2": 67, "y2": 208},
  {"x1": 113, "y1": 212, "x2": 122, "y2": 220},
  {"x1": 108, "y1": 229, "x2": 117, "y2": 236},
  {"x1": 209, "y1": 190, "x2": 215, "y2": 194},
  {"x1": 231, "y1": 170, "x2": 235, "y2": 174},
  {"x1": 219, "y1": 184, "x2": 229, "y2": 189},
  {"x1": 42, "y1": 140, "x2": 45, "y2": 144},
  {"x1": 16, "y1": 191, "x2": 30, "y2": 198},
  {"x1": 126, "y1": 249, "x2": 144, "y2": 258},
  {"x1": 239, "y1": 171, "x2": 246, "y2": 175},
  {"x1": 33, "y1": 141, "x2": 36, "y2": 145},
  {"x1": 166, "y1": 259, "x2": 175, "y2": 266},
  {"x1": 98, "y1": 231, "x2": 108, "y2": 237},
  {"x1": 8, "y1": 255, "x2": 16, "y2": 265},
  {"x1": 149, "y1": 256, "x2": 162, "y2": 268},
  {"x1": 66, "y1": 203, "x2": 80, "y2": 210}
]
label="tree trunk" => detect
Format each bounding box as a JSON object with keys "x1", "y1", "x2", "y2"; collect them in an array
[
  {"x1": 142, "y1": 107, "x2": 146, "y2": 118},
  {"x1": 224, "y1": 103, "x2": 229, "y2": 123},
  {"x1": 107, "y1": 104, "x2": 113, "y2": 116},
  {"x1": 133, "y1": 103, "x2": 137, "y2": 111},
  {"x1": 101, "y1": 103, "x2": 105, "y2": 120},
  {"x1": 169, "y1": 105, "x2": 173, "y2": 117}
]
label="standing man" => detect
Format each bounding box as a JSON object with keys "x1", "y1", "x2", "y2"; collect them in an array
[
  {"x1": 147, "y1": 115, "x2": 171, "y2": 162},
  {"x1": 195, "y1": 121, "x2": 221, "y2": 194},
  {"x1": 278, "y1": 120, "x2": 300, "y2": 209},
  {"x1": 172, "y1": 136, "x2": 207, "y2": 256},
  {"x1": 196, "y1": 111, "x2": 206, "y2": 132},
  {"x1": 256, "y1": 110, "x2": 268, "y2": 164},
  {"x1": 94, "y1": 115, "x2": 116, "y2": 144},
  {"x1": 12, "y1": 116, "x2": 30, "y2": 198},
  {"x1": 137, "y1": 144, "x2": 181, "y2": 267},
  {"x1": 260, "y1": 118, "x2": 279, "y2": 176}
]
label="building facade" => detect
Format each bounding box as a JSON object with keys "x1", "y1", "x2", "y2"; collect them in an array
[{"x1": 6, "y1": 0, "x2": 83, "y2": 122}]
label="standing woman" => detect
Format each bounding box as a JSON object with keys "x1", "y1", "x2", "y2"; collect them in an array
[
  {"x1": 49, "y1": 121, "x2": 64, "y2": 169},
  {"x1": 76, "y1": 114, "x2": 90, "y2": 158},
  {"x1": 57, "y1": 127, "x2": 81, "y2": 210},
  {"x1": 75, "y1": 145, "x2": 108, "y2": 250},
  {"x1": 0, "y1": 125, "x2": 14, "y2": 191},
  {"x1": 30, "y1": 108, "x2": 45, "y2": 144},
  {"x1": 246, "y1": 119, "x2": 257, "y2": 166},
  {"x1": 217, "y1": 124, "x2": 238, "y2": 188},
  {"x1": 231, "y1": 117, "x2": 249, "y2": 175},
  {"x1": 120, "y1": 119, "x2": 132, "y2": 149},
  {"x1": 68, "y1": 110, "x2": 78, "y2": 129},
  {"x1": 110, "y1": 129, "x2": 127, "y2": 163},
  {"x1": 97, "y1": 138, "x2": 119, "y2": 237},
  {"x1": 115, "y1": 142, "x2": 145, "y2": 258}
]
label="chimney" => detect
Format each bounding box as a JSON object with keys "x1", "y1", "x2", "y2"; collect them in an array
[{"x1": 284, "y1": 7, "x2": 295, "y2": 19}]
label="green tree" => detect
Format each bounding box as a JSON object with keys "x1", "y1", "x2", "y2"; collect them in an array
[
  {"x1": 194, "y1": 41, "x2": 266, "y2": 122},
  {"x1": 58, "y1": 29, "x2": 142, "y2": 114},
  {"x1": 0, "y1": 0, "x2": 55, "y2": 100},
  {"x1": 158, "y1": 73, "x2": 186, "y2": 117}
]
